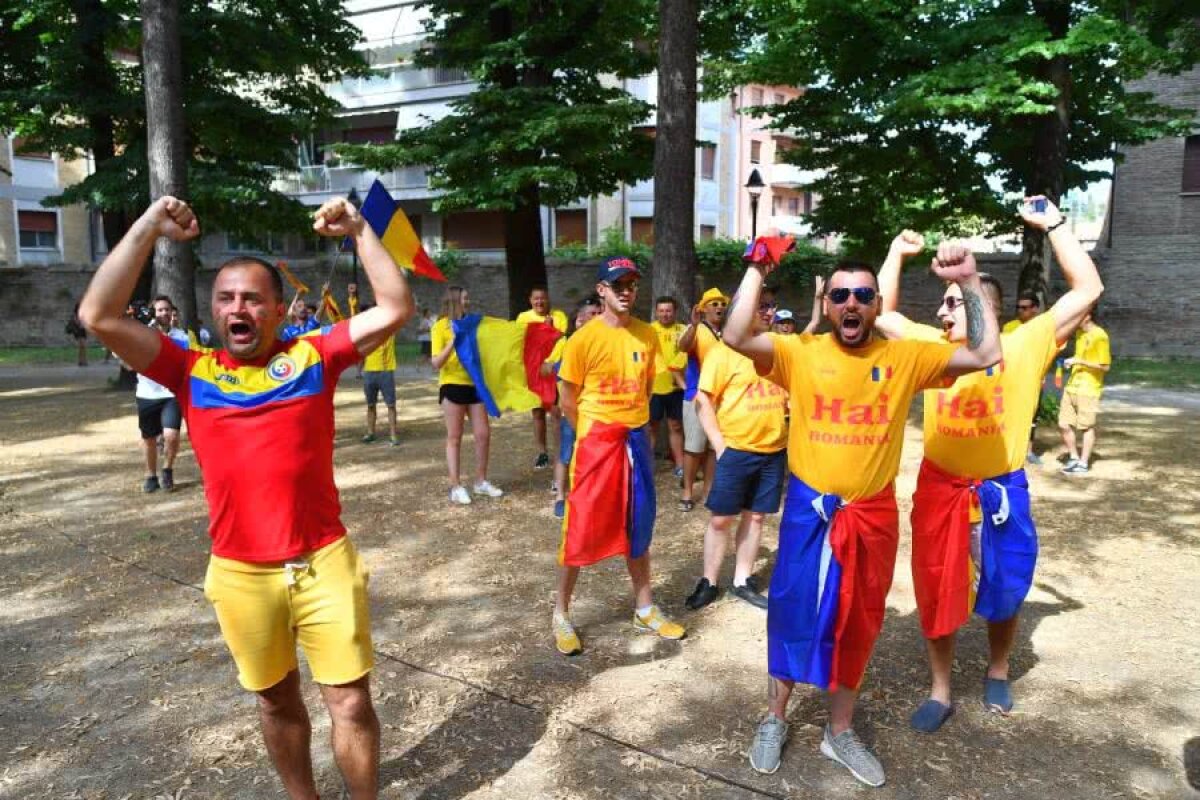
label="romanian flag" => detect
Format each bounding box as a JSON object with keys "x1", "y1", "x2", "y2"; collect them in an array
[
  {"x1": 743, "y1": 234, "x2": 797, "y2": 267},
  {"x1": 768, "y1": 477, "x2": 899, "y2": 692},
  {"x1": 451, "y1": 314, "x2": 561, "y2": 417},
  {"x1": 320, "y1": 286, "x2": 344, "y2": 322},
  {"x1": 277, "y1": 260, "x2": 310, "y2": 294},
  {"x1": 359, "y1": 179, "x2": 446, "y2": 282}
]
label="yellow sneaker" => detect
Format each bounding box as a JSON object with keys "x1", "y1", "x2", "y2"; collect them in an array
[
  {"x1": 553, "y1": 614, "x2": 582, "y2": 656},
  {"x1": 633, "y1": 605, "x2": 686, "y2": 640}
]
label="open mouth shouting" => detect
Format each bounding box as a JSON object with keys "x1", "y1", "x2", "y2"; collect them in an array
[
  {"x1": 838, "y1": 311, "x2": 867, "y2": 344},
  {"x1": 226, "y1": 318, "x2": 257, "y2": 348}
]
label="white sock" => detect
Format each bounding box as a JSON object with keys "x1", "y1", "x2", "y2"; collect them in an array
[{"x1": 636, "y1": 604, "x2": 654, "y2": 618}]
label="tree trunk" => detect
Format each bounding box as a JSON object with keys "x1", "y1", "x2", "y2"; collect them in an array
[
  {"x1": 504, "y1": 186, "x2": 548, "y2": 318},
  {"x1": 652, "y1": 0, "x2": 698, "y2": 307},
  {"x1": 141, "y1": 0, "x2": 195, "y2": 326},
  {"x1": 1019, "y1": 0, "x2": 1071, "y2": 303}
]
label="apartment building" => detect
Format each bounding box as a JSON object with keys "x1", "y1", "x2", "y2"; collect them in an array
[{"x1": 0, "y1": 137, "x2": 99, "y2": 269}]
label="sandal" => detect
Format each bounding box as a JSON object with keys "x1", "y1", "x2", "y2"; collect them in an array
[{"x1": 678, "y1": 499, "x2": 695, "y2": 512}]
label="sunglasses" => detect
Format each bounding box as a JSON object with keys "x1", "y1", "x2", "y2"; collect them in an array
[
  {"x1": 941, "y1": 296, "x2": 965, "y2": 311},
  {"x1": 758, "y1": 301, "x2": 778, "y2": 311},
  {"x1": 705, "y1": 301, "x2": 728, "y2": 308},
  {"x1": 827, "y1": 287, "x2": 877, "y2": 305},
  {"x1": 605, "y1": 281, "x2": 639, "y2": 295}
]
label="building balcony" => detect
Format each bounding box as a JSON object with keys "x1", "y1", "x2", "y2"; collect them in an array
[
  {"x1": 273, "y1": 164, "x2": 434, "y2": 205},
  {"x1": 767, "y1": 163, "x2": 823, "y2": 188}
]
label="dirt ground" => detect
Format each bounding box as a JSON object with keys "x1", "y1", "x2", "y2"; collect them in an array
[{"x1": 2, "y1": 363, "x2": 1198, "y2": 800}]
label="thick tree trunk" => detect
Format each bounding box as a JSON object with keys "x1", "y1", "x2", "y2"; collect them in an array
[
  {"x1": 653, "y1": 0, "x2": 698, "y2": 307},
  {"x1": 1020, "y1": 1, "x2": 1071, "y2": 303},
  {"x1": 141, "y1": 0, "x2": 195, "y2": 326},
  {"x1": 504, "y1": 186, "x2": 548, "y2": 318}
]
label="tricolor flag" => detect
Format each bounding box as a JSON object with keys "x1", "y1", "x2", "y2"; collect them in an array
[
  {"x1": 359, "y1": 180, "x2": 447, "y2": 282},
  {"x1": 451, "y1": 314, "x2": 561, "y2": 417},
  {"x1": 871, "y1": 365, "x2": 893, "y2": 382},
  {"x1": 320, "y1": 286, "x2": 344, "y2": 322},
  {"x1": 986, "y1": 359, "x2": 1005, "y2": 377},
  {"x1": 276, "y1": 260, "x2": 310, "y2": 294}
]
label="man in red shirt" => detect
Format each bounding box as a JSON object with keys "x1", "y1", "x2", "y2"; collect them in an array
[{"x1": 79, "y1": 195, "x2": 413, "y2": 799}]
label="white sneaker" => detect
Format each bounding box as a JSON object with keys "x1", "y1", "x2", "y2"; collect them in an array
[
  {"x1": 473, "y1": 480, "x2": 504, "y2": 498},
  {"x1": 449, "y1": 485, "x2": 472, "y2": 505}
]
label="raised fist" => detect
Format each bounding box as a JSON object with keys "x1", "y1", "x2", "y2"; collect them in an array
[
  {"x1": 1018, "y1": 195, "x2": 1066, "y2": 232},
  {"x1": 813, "y1": 275, "x2": 826, "y2": 300},
  {"x1": 890, "y1": 229, "x2": 924, "y2": 258},
  {"x1": 312, "y1": 197, "x2": 365, "y2": 238},
  {"x1": 930, "y1": 241, "x2": 978, "y2": 284},
  {"x1": 144, "y1": 196, "x2": 200, "y2": 242}
]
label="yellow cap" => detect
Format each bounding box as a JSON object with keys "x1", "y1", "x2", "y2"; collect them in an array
[{"x1": 699, "y1": 287, "x2": 731, "y2": 307}]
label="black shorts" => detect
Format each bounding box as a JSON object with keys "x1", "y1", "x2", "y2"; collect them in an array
[
  {"x1": 420, "y1": 340, "x2": 432, "y2": 357},
  {"x1": 136, "y1": 397, "x2": 181, "y2": 439},
  {"x1": 650, "y1": 390, "x2": 684, "y2": 422},
  {"x1": 439, "y1": 383, "x2": 481, "y2": 406}
]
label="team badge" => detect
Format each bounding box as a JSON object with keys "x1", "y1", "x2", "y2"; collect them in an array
[{"x1": 267, "y1": 354, "x2": 298, "y2": 382}]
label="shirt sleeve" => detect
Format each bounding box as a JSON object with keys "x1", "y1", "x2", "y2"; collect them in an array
[
  {"x1": 697, "y1": 347, "x2": 726, "y2": 400},
  {"x1": 1093, "y1": 330, "x2": 1111, "y2": 366},
  {"x1": 545, "y1": 336, "x2": 566, "y2": 365},
  {"x1": 900, "y1": 317, "x2": 946, "y2": 344},
  {"x1": 312, "y1": 320, "x2": 359, "y2": 379},
  {"x1": 553, "y1": 310, "x2": 569, "y2": 333},
  {"x1": 763, "y1": 331, "x2": 800, "y2": 385},
  {"x1": 431, "y1": 318, "x2": 450, "y2": 353},
  {"x1": 558, "y1": 332, "x2": 586, "y2": 387},
  {"x1": 912, "y1": 340, "x2": 961, "y2": 392},
  {"x1": 141, "y1": 331, "x2": 191, "y2": 396}
]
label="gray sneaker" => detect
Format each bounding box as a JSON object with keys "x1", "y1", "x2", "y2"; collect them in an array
[
  {"x1": 748, "y1": 714, "x2": 788, "y2": 774},
  {"x1": 820, "y1": 725, "x2": 885, "y2": 787}
]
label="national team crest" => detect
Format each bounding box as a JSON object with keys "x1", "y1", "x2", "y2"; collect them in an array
[{"x1": 267, "y1": 354, "x2": 298, "y2": 382}]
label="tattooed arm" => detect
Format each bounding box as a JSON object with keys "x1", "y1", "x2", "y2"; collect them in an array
[{"x1": 931, "y1": 242, "x2": 1001, "y2": 378}]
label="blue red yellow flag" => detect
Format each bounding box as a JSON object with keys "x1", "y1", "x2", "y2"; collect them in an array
[{"x1": 359, "y1": 180, "x2": 447, "y2": 282}]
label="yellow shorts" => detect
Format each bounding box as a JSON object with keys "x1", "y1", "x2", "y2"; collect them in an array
[
  {"x1": 1058, "y1": 391, "x2": 1100, "y2": 430},
  {"x1": 203, "y1": 536, "x2": 374, "y2": 692}
]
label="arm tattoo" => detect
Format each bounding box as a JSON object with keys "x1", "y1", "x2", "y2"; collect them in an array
[{"x1": 963, "y1": 288, "x2": 985, "y2": 350}]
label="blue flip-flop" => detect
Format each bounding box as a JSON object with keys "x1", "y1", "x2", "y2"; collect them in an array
[
  {"x1": 910, "y1": 699, "x2": 954, "y2": 733},
  {"x1": 984, "y1": 677, "x2": 1013, "y2": 714}
]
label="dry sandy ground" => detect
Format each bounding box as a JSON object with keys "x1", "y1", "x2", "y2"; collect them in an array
[{"x1": 1, "y1": 364, "x2": 1198, "y2": 799}]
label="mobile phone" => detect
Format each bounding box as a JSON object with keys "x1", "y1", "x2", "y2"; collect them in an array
[{"x1": 1031, "y1": 198, "x2": 1047, "y2": 213}]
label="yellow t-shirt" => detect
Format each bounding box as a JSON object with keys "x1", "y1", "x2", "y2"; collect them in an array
[
  {"x1": 766, "y1": 332, "x2": 958, "y2": 500},
  {"x1": 1065, "y1": 325, "x2": 1110, "y2": 398},
  {"x1": 516, "y1": 308, "x2": 569, "y2": 333},
  {"x1": 693, "y1": 322, "x2": 720, "y2": 362},
  {"x1": 362, "y1": 333, "x2": 396, "y2": 372},
  {"x1": 1002, "y1": 319, "x2": 1022, "y2": 334},
  {"x1": 558, "y1": 317, "x2": 659, "y2": 438},
  {"x1": 651, "y1": 321, "x2": 687, "y2": 395},
  {"x1": 699, "y1": 342, "x2": 788, "y2": 453},
  {"x1": 431, "y1": 316, "x2": 473, "y2": 386},
  {"x1": 904, "y1": 313, "x2": 1059, "y2": 478}
]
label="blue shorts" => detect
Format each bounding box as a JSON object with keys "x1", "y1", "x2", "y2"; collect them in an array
[
  {"x1": 650, "y1": 390, "x2": 684, "y2": 422},
  {"x1": 559, "y1": 417, "x2": 577, "y2": 466},
  {"x1": 363, "y1": 371, "x2": 396, "y2": 407},
  {"x1": 705, "y1": 447, "x2": 787, "y2": 516}
]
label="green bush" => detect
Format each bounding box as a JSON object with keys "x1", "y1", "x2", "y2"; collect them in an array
[
  {"x1": 695, "y1": 236, "x2": 838, "y2": 289},
  {"x1": 1035, "y1": 390, "x2": 1060, "y2": 426},
  {"x1": 433, "y1": 246, "x2": 468, "y2": 279}
]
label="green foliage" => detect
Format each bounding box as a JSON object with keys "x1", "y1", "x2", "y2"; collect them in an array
[
  {"x1": 549, "y1": 225, "x2": 652, "y2": 270},
  {"x1": 0, "y1": 0, "x2": 368, "y2": 238},
  {"x1": 695, "y1": 237, "x2": 839, "y2": 289},
  {"x1": 432, "y1": 246, "x2": 468, "y2": 280},
  {"x1": 706, "y1": 1, "x2": 1200, "y2": 259},
  {"x1": 338, "y1": 0, "x2": 657, "y2": 213},
  {"x1": 1035, "y1": 390, "x2": 1060, "y2": 427}
]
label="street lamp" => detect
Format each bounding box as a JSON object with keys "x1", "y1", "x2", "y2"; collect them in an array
[
  {"x1": 745, "y1": 168, "x2": 765, "y2": 239},
  {"x1": 346, "y1": 187, "x2": 360, "y2": 287}
]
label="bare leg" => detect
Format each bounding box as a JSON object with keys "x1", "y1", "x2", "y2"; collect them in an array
[
  {"x1": 257, "y1": 670, "x2": 318, "y2": 800},
  {"x1": 767, "y1": 675, "x2": 793, "y2": 719},
  {"x1": 442, "y1": 401, "x2": 466, "y2": 486},
  {"x1": 553, "y1": 458, "x2": 567, "y2": 502},
  {"x1": 701, "y1": 449, "x2": 716, "y2": 503},
  {"x1": 468, "y1": 402, "x2": 491, "y2": 483},
  {"x1": 386, "y1": 405, "x2": 397, "y2": 439},
  {"x1": 532, "y1": 407, "x2": 548, "y2": 454},
  {"x1": 141, "y1": 437, "x2": 158, "y2": 478},
  {"x1": 829, "y1": 687, "x2": 858, "y2": 735},
  {"x1": 162, "y1": 428, "x2": 181, "y2": 470},
  {"x1": 1080, "y1": 427, "x2": 1096, "y2": 466},
  {"x1": 666, "y1": 418, "x2": 684, "y2": 468},
  {"x1": 555, "y1": 564, "x2": 580, "y2": 614},
  {"x1": 365, "y1": 404, "x2": 377, "y2": 437},
  {"x1": 925, "y1": 633, "x2": 956, "y2": 705},
  {"x1": 319, "y1": 675, "x2": 380, "y2": 799},
  {"x1": 625, "y1": 553, "x2": 654, "y2": 609},
  {"x1": 77, "y1": 339, "x2": 88, "y2": 366},
  {"x1": 702, "y1": 514, "x2": 736, "y2": 584},
  {"x1": 732, "y1": 512, "x2": 765, "y2": 585},
  {"x1": 986, "y1": 616, "x2": 1019, "y2": 680},
  {"x1": 682, "y1": 451, "x2": 702, "y2": 503},
  {"x1": 1059, "y1": 424, "x2": 1078, "y2": 461}
]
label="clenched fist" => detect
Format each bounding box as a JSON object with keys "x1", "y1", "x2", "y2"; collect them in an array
[
  {"x1": 312, "y1": 197, "x2": 365, "y2": 238},
  {"x1": 143, "y1": 196, "x2": 200, "y2": 242},
  {"x1": 890, "y1": 229, "x2": 924, "y2": 258},
  {"x1": 930, "y1": 241, "x2": 978, "y2": 284}
]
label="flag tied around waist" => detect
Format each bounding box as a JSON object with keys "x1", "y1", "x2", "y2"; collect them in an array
[
  {"x1": 451, "y1": 314, "x2": 561, "y2": 417},
  {"x1": 358, "y1": 180, "x2": 447, "y2": 282}
]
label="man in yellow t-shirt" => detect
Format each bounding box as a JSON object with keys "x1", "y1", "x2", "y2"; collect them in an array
[
  {"x1": 1059, "y1": 309, "x2": 1110, "y2": 473},
  {"x1": 1001, "y1": 292, "x2": 1047, "y2": 464},
  {"x1": 676, "y1": 287, "x2": 729, "y2": 511},
  {"x1": 875, "y1": 200, "x2": 1104, "y2": 733},
  {"x1": 359, "y1": 302, "x2": 399, "y2": 445},
  {"x1": 650, "y1": 296, "x2": 688, "y2": 474},
  {"x1": 554, "y1": 258, "x2": 685, "y2": 657},
  {"x1": 725, "y1": 240, "x2": 1001, "y2": 787},
  {"x1": 516, "y1": 284, "x2": 569, "y2": 471},
  {"x1": 685, "y1": 294, "x2": 788, "y2": 612}
]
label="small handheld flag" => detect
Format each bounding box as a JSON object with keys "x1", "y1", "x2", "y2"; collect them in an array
[
  {"x1": 743, "y1": 234, "x2": 797, "y2": 267},
  {"x1": 277, "y1": 260, "x2": 310, "y2": 294},
  {"x1": 359, "y1": 180, "x2": 447, "y2": 282},
  {"x1": 320, "y1": 286, "x2": 344, "y2": 322}
]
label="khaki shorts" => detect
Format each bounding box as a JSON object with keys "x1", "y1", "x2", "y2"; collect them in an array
[
  {"x1": 682, "y1": 396, "x2": 709, "y2": 453},
  {"x1": 1058, "y1": 391, "x2": 1100, "y2": 430},
  {"x1": 204, "y1": 536, "x2": 373, "y2": 691}
]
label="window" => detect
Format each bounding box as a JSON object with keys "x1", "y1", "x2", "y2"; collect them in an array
[
  {"x1": 788, "y1": 196, "x2": 800, "y2": 215},
  {"x1": 555, "y1": 209, "x2": 587, "y2": 246},
  {"x1": 772, "y1": 196, "x2": 782, "y2": 216},
  {"x1": 342, "y1": 126, "x2": 395, "y2": 145},
  {"x1": 631, "y1": 217, "x2": 654, "y2": 245},
  {"x1": 18, "y1": 210, "x2": 57, "y2": 249},
  {"x1": 699, "y1": 144, "x2": 717, "y2": 180},
  {"x1": 803, "y1": 191, "x2": 814, "y2": 214},
  {"x1": 750, "y1": 87, "x2": 764, "y2": 106},
  {"x1": 750, "y1": 140, "x2": 762, "y2": 164},
  {"x1": 1184, "y1": 135, "x2": 1200, "y2": 193},
  {"x1": 12, "y1": 137, "x2": 51, "y2": 160},
  {"x1": 444, "y1": 211, "x2": 505, "y2": 249},
  {"x1": 699, "y1": 225, "x2": 716, "y2": 241},
  {"x1": 774, "y1": 93, "x2": 786, "y2": 106}
]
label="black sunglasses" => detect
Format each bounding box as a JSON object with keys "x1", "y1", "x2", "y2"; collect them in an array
[
  {"x1": 827, "y1": 287, "x2": 877, "y2": 305},
  {"x1": 1016, "y1": 303, "x2": 1037, "y2": 310}
]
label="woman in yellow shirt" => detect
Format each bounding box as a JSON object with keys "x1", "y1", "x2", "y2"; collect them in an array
[{"x1": 431, "y1": 285, "x2": 503, "y2": 505}]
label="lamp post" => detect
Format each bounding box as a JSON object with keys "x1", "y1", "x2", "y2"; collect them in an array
[
  {"x1": 346, "y1": 186, "x2": 360, "y2": 287},
  {"x1": 745, "y1": 168, "x2": 765, "y2": 239}
]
